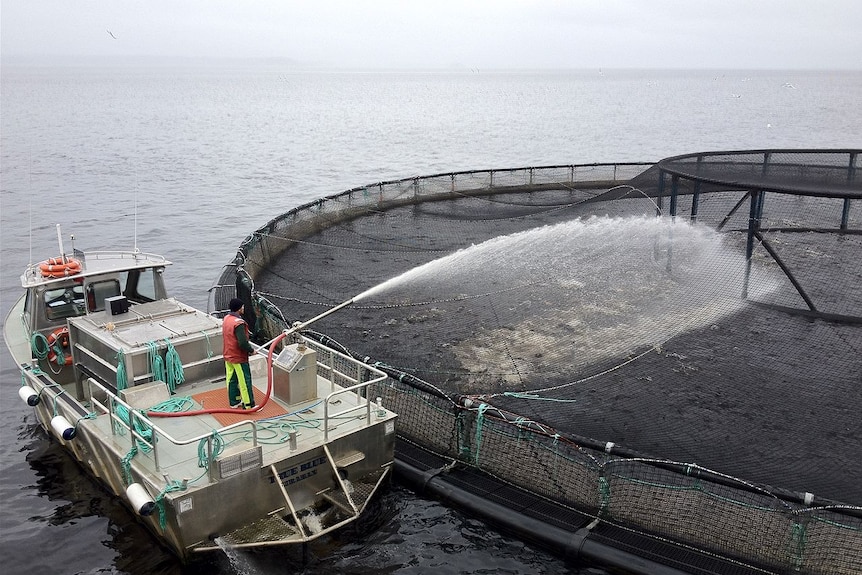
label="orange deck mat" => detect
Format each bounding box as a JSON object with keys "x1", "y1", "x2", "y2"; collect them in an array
[{"x1": 191, "y1": 387, "x2": 287, "y2": 427}]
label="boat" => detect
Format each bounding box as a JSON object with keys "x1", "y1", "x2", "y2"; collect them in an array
[{"x1": 3, "y1": 225, "x2": 397, "y2": 562}]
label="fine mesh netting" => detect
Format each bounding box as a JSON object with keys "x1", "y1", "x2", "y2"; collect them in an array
[{"x1": 214, "y1": 152, "x2": 862, "y2": 573}]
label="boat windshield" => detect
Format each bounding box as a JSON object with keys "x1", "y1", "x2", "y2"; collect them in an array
[{"x1": 44, "y1": 285, "x2": 86, "y2": 320}]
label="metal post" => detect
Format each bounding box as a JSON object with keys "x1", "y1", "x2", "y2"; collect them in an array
[
  {"x1": 743, "y1": 190, "x2": 765, "y2": 299},
  {"x1": 669, "y1": 174, "x2": 679, "y2": 219},
  {"x1": 207, "y1": 436, "x2": 215, "y2": 482},
  {"x1": 656, "y1": 170, "x2": 665, "y2": 216},
  {"x1": 691, "y1": 155, "x2": 703, "y2": 223},
  {"x1": 762, "y1": 152, "x2": 771, "y2": 176},
  {"x1": 842, "y1": 152, "x2": 857, "y2": 231},
  {"x1": 666, "y1": 175, "x2": 679, "y2": 273}
]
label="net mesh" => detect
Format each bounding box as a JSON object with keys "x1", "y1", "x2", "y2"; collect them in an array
[{"x1": 213, "y1": 151, "x2": 862, "y2": 573}]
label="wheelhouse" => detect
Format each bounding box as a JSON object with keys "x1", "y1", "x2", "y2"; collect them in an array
[{"x1": 21, "y1": 251, "x2": 172, "y2": 335}]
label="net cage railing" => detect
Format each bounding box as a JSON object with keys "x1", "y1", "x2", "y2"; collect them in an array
[{"x1": 209, "y1": 153, "x2": 862, "y2": 574}]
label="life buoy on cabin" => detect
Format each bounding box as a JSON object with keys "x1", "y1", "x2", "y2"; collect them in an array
[
  {"x1": 46, "y1": 326, "x2": 73, "y2": 366},
  {"x1": 39, "y1": 257, "x2": 81, "y2": 279}
]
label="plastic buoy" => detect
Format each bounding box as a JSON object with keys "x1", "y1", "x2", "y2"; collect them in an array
[
  {"x1": 19, "y1": 386, "x2": 40, "y2": 406},
  {"x1": 50, "y1": 415, "x2": 76, "y2": 440},
  {"x1": 126, "y1": 483, "x2": 156, "y2": 516}
]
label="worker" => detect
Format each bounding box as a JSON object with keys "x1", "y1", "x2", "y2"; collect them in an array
[{"x1": 223, "y1": 298, "x2": 256, "y2": 409}]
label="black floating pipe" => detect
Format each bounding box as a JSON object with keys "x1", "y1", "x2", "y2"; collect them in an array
[{"x1": 394, "y1": 458, "x2": 688, "y2": 575}]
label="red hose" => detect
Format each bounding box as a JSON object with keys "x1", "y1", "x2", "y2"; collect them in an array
[{"x1": 147, "y1": 332, "x2": 288, "y2": 418}]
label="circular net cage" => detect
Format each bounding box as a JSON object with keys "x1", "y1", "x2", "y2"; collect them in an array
[{"x1": 213, "y1": 150, "x2": 861, "y2": 573}]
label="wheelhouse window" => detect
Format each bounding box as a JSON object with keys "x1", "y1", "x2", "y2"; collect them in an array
[
  {"x1": 86, "y1": 279, "x2": 121, "y2": 312},
  {"x1": 44, "y1": 285, "x2": 86, "y2": 321},
  {"x1": 122, "y1": 269, "x2": 158, "y2": 303}
]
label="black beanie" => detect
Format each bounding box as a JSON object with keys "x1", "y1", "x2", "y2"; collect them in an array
[{"x1": 229, "y1": 298, "x2": 244, "y2": 312}]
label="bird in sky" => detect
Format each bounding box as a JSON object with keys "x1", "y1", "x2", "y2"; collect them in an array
[{"x1": 106, "y1": 29, "x2": 117, "y2": 39}]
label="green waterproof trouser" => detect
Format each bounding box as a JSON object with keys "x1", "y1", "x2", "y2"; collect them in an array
[{"x1": 225, "y1": 361, "x2": 255, "y2": 408}]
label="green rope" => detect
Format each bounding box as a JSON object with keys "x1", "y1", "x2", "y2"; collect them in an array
[
  {"x1": 473, "y1": 403, "x2": 489, "y2": 466},
  {"x1": 115, "y1": 404, "x2": 153, "y2": 452},
  {"x1": 201, "y1": 331, "x2": 213, "y2": 358},
  {"x1": 147, "y1": 341, "x2": 166, "y2": 383},
  {"x1": 155, "y1": 480, "x2": 187, "y2": 531},
  {"x1": 456, "y1": 411, "x2": 470, "y2": 459},
  {"x1": 116, "y1": 350, "x2": 127, "y2": 391},
  {"x1": 51, "y1": 340, "x2": 67, "y2": 365},
  {"x1": 197, "y1": 431, "x2": 225, "y2": 469},
  {"x1": 598, "y1": 476, "x2": 611, "y2": 517},
  {"x1": 501, "y1": 391, "x2": 577, "y2": 402},
  {"x1": 163, "y1": 338, "x2": 184, "y2": 393},
  {"x1": 789, "y1": 521, "x2": 808, "y2": 570},
  {"x1": 148, "y1": 396, "x2": 194, "y2": 413},
  {"x1": 30, "y1": 332, "x2": 50, "y2": 360},
  {"x1": 74, "y1": 412, "x2": 97, "y2": 432},
  {"x1": 121, "y1": 444, "x2": 139, "y2": 486}
]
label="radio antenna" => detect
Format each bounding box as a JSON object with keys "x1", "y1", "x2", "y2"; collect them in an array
[
  {"x1": 28, "y1": 149, "x2": 33, "y2": 265},
  {"x1": 134, "y1": 164, "x2": 139, "y2": 253}
]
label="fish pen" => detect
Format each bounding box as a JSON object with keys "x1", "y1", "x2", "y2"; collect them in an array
[{"x1": 210, "y1": 150, "x2": 862, "y2": 574}]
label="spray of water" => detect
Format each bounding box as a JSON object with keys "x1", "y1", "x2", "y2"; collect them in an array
[
  {"x1": 213, "y1": 536, "x2": 256, "y2": 574},
  {"x1": 350, "y1": 215, "x2": 783, "y2": 389},
  {"x1": 304, "y1": 510, "x2": 324, "y2": 534}
]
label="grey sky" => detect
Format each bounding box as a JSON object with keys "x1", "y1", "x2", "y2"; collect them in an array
[{"x1": 1, "y1": 0, "x2": 860, "y2": 69}]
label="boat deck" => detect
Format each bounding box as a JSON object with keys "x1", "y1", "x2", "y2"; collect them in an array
[{"x1": 82, "y1": 371, "x2": 382, "y2": 490}]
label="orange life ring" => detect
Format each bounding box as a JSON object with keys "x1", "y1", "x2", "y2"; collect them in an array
[
  {"x1": 39, "y1": 257, "x2": 81, "y2": 279},
  {"x1": 46, "y1": 326, "x2": 73, "y2": 366}
]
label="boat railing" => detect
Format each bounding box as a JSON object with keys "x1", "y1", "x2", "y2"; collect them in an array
[
  {"x1": 86, "y1": 377, "x2": 259, "y2": 475},
  {"x1": 322, "y1": 380, "x2": 383, "y2": 442},
  {"x1": 77, "y1": 250, "x2": 170, "y2": 263},
  {"x1": 298, "y1": 337, "x2": 390, "y2": 441}
]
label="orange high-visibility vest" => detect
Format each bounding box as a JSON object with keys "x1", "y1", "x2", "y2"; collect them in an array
[{"x1": 222, "y1": 313, "x2": 250, "y2": 363}]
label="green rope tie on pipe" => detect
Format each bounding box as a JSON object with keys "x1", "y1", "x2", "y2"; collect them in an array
[
  {"x1": 73, "y1": 412, "x2": 97, "y2": 432},
  {"x1": 121, "y1": 444, "x2": 139, "y2": 486},
  {"x1": 116, "y1": 350, "x2": 127, "y2": 391},
  {"x1": 31, "y1": 332, "x2": 50, "y2": 360},
  {"x1": 155, "y1": 480, "x2": 187, "y2": 531},
  {"x1": 513, "y1": 417, "x2": 529, "y2": 443},
  {"x1": 789, "y1": 521, "x2": 809, "y2": 571},
  {"x1": 473, "y1": 403, "x2": 489, "y2": 466},
  {"x1": 685, "y1": 464, "x2": 704, "y2": 491},
  {"x1": 456, "y1": 412, "x2": 470, "y2": 459},
  {"x1": 598, "y1": 476, "x2": 611, "y2": 517}
]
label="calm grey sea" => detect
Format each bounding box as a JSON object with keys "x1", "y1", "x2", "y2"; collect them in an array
[{"x1": 1, "y1": 64, "x2": 860, "y2": 575}]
